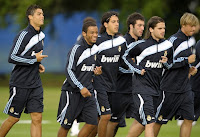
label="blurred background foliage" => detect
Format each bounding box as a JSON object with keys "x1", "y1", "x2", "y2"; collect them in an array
[{"x1": 0, "y1": 0, "x2": 199, "y2": 39}]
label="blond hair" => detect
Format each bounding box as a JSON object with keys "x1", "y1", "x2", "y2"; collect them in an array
[{"x1": 180, "y1": 12, "x2": 199, "y2": 27}]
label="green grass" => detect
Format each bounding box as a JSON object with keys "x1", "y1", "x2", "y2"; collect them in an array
[{"x1": 0, "y1": 74, "x2": 200, "y2": 136}]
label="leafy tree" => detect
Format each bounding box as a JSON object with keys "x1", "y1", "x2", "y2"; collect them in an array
[{"x1": 0, "y1": 0, "x2": 199, "y2": 38}]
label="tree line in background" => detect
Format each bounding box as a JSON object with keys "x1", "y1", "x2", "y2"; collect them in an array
[{"x1": 0, "y1": 0, "x2": 200, "y2": 39}]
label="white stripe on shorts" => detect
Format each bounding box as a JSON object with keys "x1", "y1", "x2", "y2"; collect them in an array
[
  {"x1": 155, "y1": 91, "x2": 165, "y2": 118},
  {"x1": 94, "y1": 90, "x2": 101, "y2": 115},
  {"x1": 3, "y1": 87, "x2": 17, "y2": 114},
  {"x1": 138, "y1": 94, "x2": 147, "y2": 125},
  {"x1": 57, "y1": 91, "x2": 70, "y2": 124}
]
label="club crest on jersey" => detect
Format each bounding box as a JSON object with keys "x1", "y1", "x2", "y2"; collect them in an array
[
  {"x1": 42, "y1": 40, "x2": 44, "y2": 46},
  {"x1": 101, "y1": 106, "x2": 105, "y2": 112},
  {"x1": 118, "y1": 46, "x2": 121, "y2": 52},
  {"x1": 64, "y1": 119, "x2": 68, "y2": 124},
  {"x1": 164, "y1": 50, "x2": 167, "y2": 57},
  {"x1": 31, "y1": 51, "x2": 36, "y2": 56},
  {"x1": 10, "y1": 107, "x2": 14, "y2": 113},
  {"x1": 94, "y1": 54, "x2": 97, "y2": 61}
]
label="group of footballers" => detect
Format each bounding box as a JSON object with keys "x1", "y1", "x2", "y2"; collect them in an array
[{"x1": 0, "y1": 4, "x2": 200, "y2": 137}]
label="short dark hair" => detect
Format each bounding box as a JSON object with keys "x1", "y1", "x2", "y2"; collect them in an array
[
  {"x1": 126, "y1": 12, "x2": 145, "y2": 32},
  {"x1": 82, "y1": 21, "x2": 97, "y2": 33},
  {"x1": 83, "y1": 17, "x2": 96, "y2": 24},
  {"x1": 144, "y1": 16, "x2": 165, "y2": 39},
  {"x1": 26, "y1": 4, "x2": 42, "y2": 22},
  {"x1": 100, "y1": 11, "x2": 119, "y2": 34}
]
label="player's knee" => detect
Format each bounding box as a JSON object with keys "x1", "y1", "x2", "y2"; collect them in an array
[
  {"x1": 110, "y1": 121, "x2": 119, "y2": 126},
  {"x1": 87, "y1": 124, "x2": 97, "y2": 130},
  {"x1": 31, "y1": 113, "x2": 42, "y2": 125},
  {"x1": 101, "y1": 114, "x2": 111, "y2": 121},
  {"x1": 183, "y1": 119, "x2": 193, "y2": 124},
  {"x1": 8, "y1": 116, "x2": 20, "y2": 124}
]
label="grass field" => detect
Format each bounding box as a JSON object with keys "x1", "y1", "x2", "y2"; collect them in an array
[{"x1": 0, "y1": 73, "x2": 199, "y2": 137}]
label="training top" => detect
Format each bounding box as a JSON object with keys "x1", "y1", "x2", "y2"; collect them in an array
[
  {"x1": 190, "y1": 40, "x2": 200, "y2": 92},
  {"x1": 8, "y1": 24, "x2": 45, "y2": 88},
  {"x1": 123, "y1": 36, "x2": 173, "y2": 96},
  {"x1": 160, "y1": 30, "x2": 196, "y2": 93},
  {"x1": 62, "y1": 37, "x2": 99, "y2": 93},
  {"x1": 116, "y1": 33, "x2": 141, "y2": 93},
  {"x1": 93, "y1": 32, "x2": 127, "y2": 92}
]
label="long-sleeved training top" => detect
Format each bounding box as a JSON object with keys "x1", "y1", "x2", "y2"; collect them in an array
[
  {"x1": 93, "y1": 32, "x2": 127, "y2": 92},
  {"x1": 8, "y1": 24, "x2": 45, "y2": 88},
  {"x1": 116, "y1": 33, "x2": 141, "y2": 93},
  {"x1": 123, "y1": 36, "x2": 173, "y2": 96},
  {"x1": 190, "y1": 40, "x2": 200, "y2": 92},
  {"x1": 160, "y1": 30, "x2": 196, "y2": 93},
  {"x1": 62, "y1": 37, "x2": 99, "y2": 93}
]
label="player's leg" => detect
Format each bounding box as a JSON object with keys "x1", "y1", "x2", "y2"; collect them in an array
[
  {"x1": 0, "y1": 116, "x2": 19, "y2": 137},
  {"x1": 57, "y1": 91, "x2": 80, "y2": 137},
  {"x1": 127, "y1": 94, "x2": 157, "y2": 137},
  {"x1": 30, "y1": 112, "x2": 42, "y2": 137},
  {"x1": 98, "y1": 114, "x2": 111, "y2": 137},
  {"x1": 88, "y1": 117, "x2": 99, "y2": 137},
  {"x1": 145, "y1": 122, "x2": 155, "y2": 137},
  {"x1": 107, "y1": 93, "x2": 127, "y2": 137},
  {"x1": 180, "y1": 119, "x2": 193, "y2": 137},
  {"x1": 106, "y1": 121, "x2": 119, "y2": 137},
  {"x1": 0, "y1": 87, "x2": 28, "y2": 137},
  {"x1": 78, "y1": 124, "x2": 96, "y2": 137},
  {"x1": 96, "y1": 91, "x2": 112, "y2": 137},
  {"x1": 154, "y1": 123, "x2": 162, "y2": 137},
  {"x1": 193, "y1": 91, "x2": 200, "y2": 125},
  {"x1": 78, "y1": 93, "x2": 98, "y2": 137},
  {"x1": 127, "y1": 94, "x2": 146, "y2": 137},
  {"x1": 57, "y1": 126, "x2": 70, "y2": 137},
  {"x1": 26, "y1": 87, "x2": 43, "y2": 137},
  {"x1": 126, "y1": 120, "x2": 144, "y2": 137},
  {"x1": 178, "y1": 91, "x2": 194, "y2": 137}
]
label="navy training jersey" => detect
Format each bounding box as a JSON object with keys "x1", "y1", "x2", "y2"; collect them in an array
[
  {"x1": 116, "y1": 33, "x2": 140, "y2": 93},
  {"x1": 93, "y1": 32, "x2": 127, "y2": 92},
  {"x1": 8, "y1": 24, "x2": 45, "y2": 88},
  {"x1": 62, "y1": 37, "x2": 99, "y2": 93},
  {"x1": 123, "y1": 36, "x2": 173, "y2": 96},
  {"x1": 160, "y1": 30, "x2": 196, "y2": 93},
  {"x1": 190, "y1": 40, "x2": 200, "y2": 92}
]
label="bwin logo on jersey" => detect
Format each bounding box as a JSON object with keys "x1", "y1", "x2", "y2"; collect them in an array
[
  {"x1": 101, "y1": 55, "x2": 120, "y2": 63},
  {"x1": 81, "y1": 64, "x2": 95, "y2": 71},
  {"x1": 145, "y1": 60, "x2": 163, "y2": 68}
]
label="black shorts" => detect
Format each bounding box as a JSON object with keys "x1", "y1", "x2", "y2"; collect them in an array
[
  {"x1": 132, "y1": 94, "x2": 160, "y2": 126},
  {"x1": 95, "y1": 90, "x2": 112, "y2": 115},
  {"x1": 3, "y1": 86, "x2": 43, "y2": 118},
  {"x1": 57, "y1": 90, "x2": 98, "y2": 129},
  {"x1": 110, "y1": 93, "x2": 134, "y2": 124},
  {"x1": 156, "y1": 91, "x2": 194, "y2": 124},
  {"x1": 193, "y1": 91, "x2": 200, "y2": 121}
]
